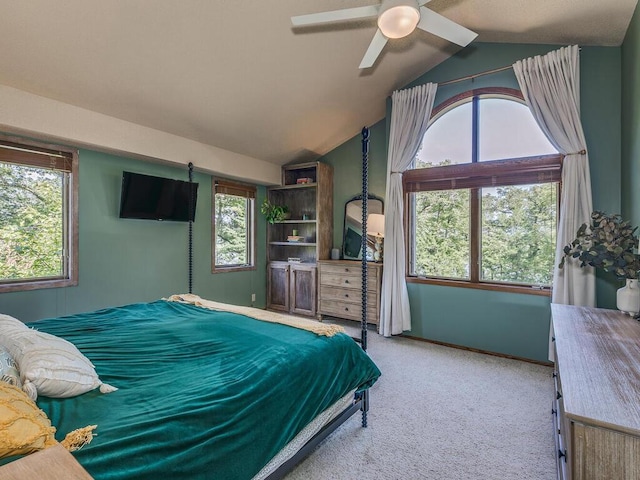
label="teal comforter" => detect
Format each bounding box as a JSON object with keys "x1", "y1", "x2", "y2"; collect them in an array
[{"x1": 29, "y1": 300, "x2": 381, "y2": 480}]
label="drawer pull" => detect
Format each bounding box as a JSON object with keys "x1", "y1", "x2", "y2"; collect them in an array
[
  {"x1": 344, "y1": 307, "x2": 349, "y2": 311},
  {"x1": 344, "y1": 268, "x2": 349, "y2": 272},
  {"x1": 345, "y1": 294, "x2": 349, "y2": 298},
  {"x1": 344, "y1": 280, "x2": 349, "y2": 284}
]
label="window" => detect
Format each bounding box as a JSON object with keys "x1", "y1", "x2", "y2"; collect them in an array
[
  {"x1": 404, "y1": 88, "x2": 561, "y2": 293},
  {"x1": 212, "y1": 179, "x2": 256, "y2": 272},
  {"x1": 0, "y1": 135, "x2": 78, "y2": 292}
]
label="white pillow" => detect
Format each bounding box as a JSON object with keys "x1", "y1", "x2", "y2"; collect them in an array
[{"x1": 0, "y1": 314, "x2": 117, "y2": 400}]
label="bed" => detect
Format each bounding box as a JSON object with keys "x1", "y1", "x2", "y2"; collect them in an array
[{"x1": 0, "y1": 295, "x2": 380, "y2": 480}]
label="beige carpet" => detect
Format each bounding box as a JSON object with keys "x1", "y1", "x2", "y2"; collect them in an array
[{"x1": 285, "y1": 322, "x2": 556, "y2": 480}]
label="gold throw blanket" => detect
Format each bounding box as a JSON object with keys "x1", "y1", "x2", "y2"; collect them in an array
[{"x1": 165, "y1": 294, "x2": 345, "y2": 337}]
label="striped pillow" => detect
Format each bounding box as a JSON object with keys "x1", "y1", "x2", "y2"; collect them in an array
[
  {"x1": 0, "y1": 346, "x2": 20, "y2": 388},
  {"x1": 0, "y1": 314, "x2": 117, "y2": 400}
]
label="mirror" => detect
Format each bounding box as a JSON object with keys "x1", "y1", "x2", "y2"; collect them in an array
[{"x1": 343, "y1": 194, "x2": 384, "y2": 261}]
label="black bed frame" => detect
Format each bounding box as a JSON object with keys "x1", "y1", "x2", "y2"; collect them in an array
[{"x1": 187, "y1": 126, "x2": 373, "y2": 480}]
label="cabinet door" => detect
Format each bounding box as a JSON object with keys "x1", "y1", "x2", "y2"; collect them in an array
[
  {"x1": 267, "y1": 263, "x2": 290, "y2": 312},
  {"x1": 290, "y1": 264, "x2": 317, "y2": 316}
]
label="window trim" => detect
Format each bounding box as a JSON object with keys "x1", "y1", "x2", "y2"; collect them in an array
[
  {"x1": 211, "y1": 178, "x2": 257, "y2": 273},
  {"x1": 404, "y1": 154, "x2": 562, "y2": 191},
  {"x1": 405, "y1": 275, "x2": 553, "y2": 296},
  {"x1": 404, "y1": 88, "x2": 561, "y2": 295},
  {"x1": 0, "y1": 133, "x2": 79, "y2": 293}
]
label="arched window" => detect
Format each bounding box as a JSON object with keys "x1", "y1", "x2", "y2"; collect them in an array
[{"x1": 404, "y1": 88, "x2": 562, "y2": 293}]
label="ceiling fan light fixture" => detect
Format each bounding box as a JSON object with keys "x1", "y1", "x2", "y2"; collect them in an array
[{"x1": 377, "y1": 0, "x2": 420, "y2": 39}]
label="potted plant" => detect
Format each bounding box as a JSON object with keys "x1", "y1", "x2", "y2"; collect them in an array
[
  {"x1": 261, "y1": 199, "x2": 289, "y2": 224},
  {"x1": 560, "y1": 210, "x2": 640, "y2": 315}
]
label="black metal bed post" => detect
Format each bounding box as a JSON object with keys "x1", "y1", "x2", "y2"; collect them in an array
[
  {"x1": 188, "y1": 162, "x2": 194, "y2": 295},
  {"x1": 360, "y1": 126, "x2": 369, "y2": 428},
  {"x1": 360, "y1": 127, "x2": 369, "y2": 351}
]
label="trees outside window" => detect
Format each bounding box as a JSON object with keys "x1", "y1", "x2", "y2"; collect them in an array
[
  {"x1": 212, "y1": 179, "x2": 256, "y2": 272},
  {"x1": 0, "y1": 135, "x2": 78, "y2": 292},
  {"x1": 405, "y1": 88, "x2": 561, "y2": 293}
]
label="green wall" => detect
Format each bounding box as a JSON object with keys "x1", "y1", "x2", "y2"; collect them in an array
[
  {"x1": 0, "y1": 147, "x2": 267, "y2": 322},
  {"x1": 321, "y1": 43, "x2": 622, "y2": 362},
  {"x1": 622, "y1": 3, "x2": 640, "y2": 228},
  {"x1": 320, "y1": 121, "x2": 388, "y2": 250}
]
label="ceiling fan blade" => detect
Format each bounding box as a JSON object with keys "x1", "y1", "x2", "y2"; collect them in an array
[
  {"x1": 292, "y1": 5, "x2": 379, "y2": 27},
  {"x1": 359, "y1": 29, "x2": 388, "y2": 69},
  {"x1": 417, "y1": 7, "x2": 477, "y2": 47}
]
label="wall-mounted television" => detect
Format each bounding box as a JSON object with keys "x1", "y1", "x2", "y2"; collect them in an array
[{"x1": 119, "y1": 171, "x2": 198, "y2": 222}]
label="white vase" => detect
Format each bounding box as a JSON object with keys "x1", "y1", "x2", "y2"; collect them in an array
[{"x1": 616, "y1": 278, "x2": 640, "y2": 316}]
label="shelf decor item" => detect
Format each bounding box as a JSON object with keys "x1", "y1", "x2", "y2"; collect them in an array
[
  {"x1": 560, "y1": 210, "x2": 640, "y2": 315},
  {"x1": 261, "y1": 199, "x2": 289, "y2": 224},
  {"x1": 617, "y1": 278, "x2": 640, "y2": 316}
]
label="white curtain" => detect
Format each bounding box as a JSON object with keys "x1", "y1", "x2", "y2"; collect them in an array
[
  {"x1": 380, "y1": 83, "x2": 438, "y2": 337},
  {"x1": 513, "y1": 45, "x2": 595, "y2": 359}
]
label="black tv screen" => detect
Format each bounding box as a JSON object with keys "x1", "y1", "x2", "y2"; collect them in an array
[{"x1": 119, "y1": 171, "x2": 198, "y2": 222}]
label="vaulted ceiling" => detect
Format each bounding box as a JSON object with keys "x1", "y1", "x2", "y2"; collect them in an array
[{"x1": 0, "y1": 0, "x2": 636, "y2": 168}]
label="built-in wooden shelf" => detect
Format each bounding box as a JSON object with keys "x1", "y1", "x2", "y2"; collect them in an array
[
  {"x1": 267, "y1": 162, "x2": 333, "y2": 317},
  {"x1": 270, "y1": 242, "x2": 316, "y2": 247},
  {"x1": 276, "y1": 219, "x2": 316, "y2": 224},
  {"x1": 269, "y1": 183, "x2": 317, "y2": 191}
]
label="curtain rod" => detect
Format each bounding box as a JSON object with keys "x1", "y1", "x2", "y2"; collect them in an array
[
  {"x1": 437, "y1": 46, "x2": 582, "y2": 87},
  {"x1": 438, "y1": 65, "x2": 513, "y2": 86}
]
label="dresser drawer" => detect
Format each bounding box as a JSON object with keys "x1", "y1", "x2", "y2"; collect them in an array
[
  {"x1": 320, "y1": 285, "x2": 377, "y2": 305},
  {"x1": 319, "y1": 261, "x2": 379, "y2": 277},
  {"x1": 319, "y1": 300, "x2": 378, "y2": 323},
  {"x1": 319, "y1": 272, "x2": 378, "y2": 291}
]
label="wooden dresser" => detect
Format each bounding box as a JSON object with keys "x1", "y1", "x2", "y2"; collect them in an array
[
  {"x1": 317, "y1": 260, "x2": 382, "y2": 325},
  {"x1": 551, "y1": 304, "x2": 640, "y2": 480}
]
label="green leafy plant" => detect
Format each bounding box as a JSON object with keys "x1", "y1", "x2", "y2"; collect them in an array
[
  {"x1": 260, "y1": 199, "x2": 289, "y2": 224},
  {"x1": 560, "y1": 211, "x2": 640, "y2": 279}
]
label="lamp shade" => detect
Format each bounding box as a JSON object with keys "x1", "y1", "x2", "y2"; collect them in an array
[
  {"x1": 377, "y1": 0, "x2": 420, "y2": 39},
  {"x1": 367, "y1": 213, "x2": 385, "y2": 237}
]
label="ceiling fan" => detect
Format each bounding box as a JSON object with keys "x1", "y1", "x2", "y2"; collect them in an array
[{"x1": 291, "y1": 0, "x2": 477, "y2": 69}]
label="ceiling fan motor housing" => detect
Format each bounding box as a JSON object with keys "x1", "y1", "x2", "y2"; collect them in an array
[{"x1": 378, "y1": 0, "x2": 420, "y2": 39}]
